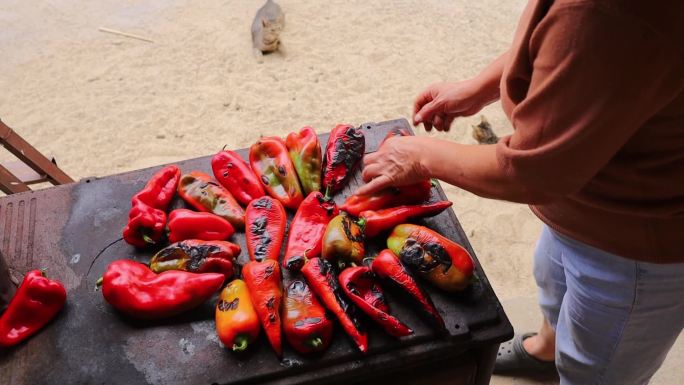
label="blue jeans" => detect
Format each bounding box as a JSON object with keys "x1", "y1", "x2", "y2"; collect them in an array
[{"x1": 534, "y1": 225, "x2": 684, "y2": 385}]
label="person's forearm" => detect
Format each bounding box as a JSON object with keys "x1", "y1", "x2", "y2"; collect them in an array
[
  {"x1": 417, "y1": 136, "x2": 552, "y2": 204},
  {"x1": 470, "y1": 50, "x2": 509, "y2": 106}
]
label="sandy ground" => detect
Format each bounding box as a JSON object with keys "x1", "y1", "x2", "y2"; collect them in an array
[{"x1": 0, "y1": 1, "x2": 680, "y2": 383}]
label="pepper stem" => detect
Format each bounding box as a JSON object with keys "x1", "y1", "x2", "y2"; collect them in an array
[
  {"x1": 309, "y1": 337, "x2": 323, "y2": 348},
  {"x1": 362, "y1": 257, "x2": 375, "y2": 267},
  {"x1": 232, "y1": 335, "x2": 249, "y2": 352},
  {"x1": 323, "y1": 186, "x2": 332, "y2": 201},
  {"x1": 356, "y1": 217, "x2": 366, "y2": 231},
  {"x1": 142, "y1": 233, "x2": 156, "y2": 245}
]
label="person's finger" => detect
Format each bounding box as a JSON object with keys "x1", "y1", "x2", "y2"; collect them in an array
[
  {"x1": 355, "y1": 175, "x2": 393, "y2": 196},
  {"x1": 433, "y1": 114, "x2": 445, "y2": 131},
  {"x1": 414, "y1": 99, "x2": 440, "y2": 127},
  {"x1": 362, "y1": 152, "x2": 381, "y2": 166},
  {"x1": 413, "y1": 89, "x2": 434, "y2": 123},
  {"x1": 423, "y1": 121, "x2": 433, "y2": 132},
  {"x1": 361, "y1": 163, "x2": 384, "y2": 182},
  {"x1": 444, "y1": 116, "x2": 456, "y2": 131}
]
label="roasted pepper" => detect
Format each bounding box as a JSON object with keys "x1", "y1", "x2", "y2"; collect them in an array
[
  {"x1": 369, "y1": 249, "x2": 445, "y2": 332},
  {"x1": 123, "y1": 165, "x2": 181, "y2": 247},
  {"x1": 286, "y1": 126, "x2": 322, "y2": 195},
  {"x1": 216, "y1": 279, "x2": 261, "y2": 352},
  {"x1": 321, "y1": 124, "x2": 365, "y2": 195},
  {"x1": 339, "y1": 266, "x2": 412, "y2": 338},
  {"x1": 211, "y1": 149, "x2": 265, "y2": 206},
  {"x1": 283, "y1": 279, "x2": 334, "y2": 354},
  {"x1": 99, "y1": 260, "x2": 224, "y2": 319},
  {"x1": 250, "y1": 136, "x2": 304, "y2": 210},
  {"x1": 178, "y1": 171, "x2": 245, "y2": 229},
  {"x1": 321, "y1": 213, "x2": 365, "y2": 269},
  {"x1": 167, "y1": 209, "x2": 235, "y2": 243},
  {"x1": 359, "y1": 201, "x2": 452, "y2": 237},
  {"x1": 243, "y1": 260, "x2": 283, "y2": 357},
  {"x1": 301, "y1": 258, "x2": 367, "y2": 353},
  {"x1": 341, "y1": 179, "x2": 432, "y2": 217},
  {"x1": 283, "y1": 191, "x2": 339, "y2": 271},
  {"x1": 149, "y1": 240, "x2": 240, "y2": 280},
  {"x1": 0, "y1": 270, "x2": 66, "y2": 348},
  {"x1": 245, "y1": 196, "x2": 286, "y2": 262},
  {"x1": 388, "y1": 224, "x2": 474, "y2": 292}
]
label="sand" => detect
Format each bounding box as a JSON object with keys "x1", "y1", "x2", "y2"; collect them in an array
[{"x1": 0, "y1": 1, "x2": 680, "y2": 383}]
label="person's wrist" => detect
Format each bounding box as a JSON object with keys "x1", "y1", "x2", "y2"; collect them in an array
[{"x1": 414, "y1": 137, "x2": 436, "y2": 180}]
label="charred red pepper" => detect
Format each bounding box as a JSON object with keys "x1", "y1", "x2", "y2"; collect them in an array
[
  {"x1": 245, "y1": 196, "x2": 286, "y2": 262},
  {"x1": 178, "y1": 171, "x2": 245, "y2": 229},
  {"x1": 321, "y1": 124, "x2": 365, "y2": 195},
  {"x1": 301, "y1": 258, "x2": 367, "y2": 353},
  {"x1": 283, "y1": 279, "x2": 334, "y2": 354},
  {"x1": 216, "y1": 279, "x2": 261, "y2": 352},
  {"x1": 388, "y1": 224, "x2": 474, "y2": 292},
  {"x1": 243, "y1": 260, "x2": 283, "y2": 357},
  {"x1": 339, "y1": 266, "x2": 412, "y2": 338},
  {"x1": 321, "y1": 213, "x2": 365, "y2": 269},
  {"x1": 283, "y1": 191, "x2": 339, "y2": 271},
  {"x1": 341, "y1": 179, "x2": 432, "y2": 217},
  {"x1": 359, "y1": 201, "x2": 452, "y2": 237},
  {"x1": 0, "y1": 270, "x2": 66, "y2": 348},
  {"x1": 123, "y1": 165, "x2": 181, "y2": 247},
  {"x1": 211, "y1": 150, "x2": 265, "y2": 206},
  {"x1": 99, "y1": 260, "x2": 224, "y2": 319},
  {"x1": 370, "y1": 249, "x2": 446, "y2": 332},
  {"x1": 167, "y1": 209, "x2": 235, "y2": 243},
  {"x1": 286, "y1": 126, "x2": 323, "y2": 195},
  {"x1": 250, "y1": 136, "x2": 304, "y2": 210},
  {"x1": 149, "y1": 240, "x2": 240, "y2": 280}
]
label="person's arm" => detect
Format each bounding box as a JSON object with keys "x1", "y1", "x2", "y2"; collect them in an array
[{"x1": 412, "y1": 50, "x2": 509, "y2": 132}]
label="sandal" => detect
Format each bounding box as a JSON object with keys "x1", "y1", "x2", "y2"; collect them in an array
[{"x1": 493, "y1": 332, "x2": 557, "y2": 374}]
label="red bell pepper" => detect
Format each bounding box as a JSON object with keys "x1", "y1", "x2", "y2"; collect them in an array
[
  {"x1": 149, "y1": 240, "x2": 240, "y2": 280},
  {"x1": 216, "y1": 279, "x2": 261, "y2": 352},
  {"x1": 99, "y1": 260, "x2": 224, "y2": 320},
  {"x1": 178, "y1": 171, "x2": 245, "y2": 229},
  {"x1": 243, "y1": 260, "x2": 283, "y2": 358},
  {"x1": 211, "y1": 150, "x2": 265, "y2": 206},
  {"x1": 370, "y1": 249, "x2": 446, "y2": 332},
  {"x1": 339, "y1": 266, "x2": 412, "y2": 338},
  {"x1": 245, "y1": 196, "x2": 286, "y2": 262},
  {"x1": 359, "y1": 201, "x2": 452, "y2": 237},
  {"x1": 283, "y1": 279, "x2": 334, "y2": 354},
  {"x1": 167, "y1": 209, "x2": 235, "y2": 243},
  {"x1": 340, "y1": 179, "x2": 432, "y2": 217},
  {"x1": 388, "y1": 224, "x2": 474, "y2": 292},
  {"x1": 321, "y1": 213, "x2": 365, "y2": 269},
  {"x1": 321, "y1": 124, "x2": 365, "y2": 195},
  {"x1": 123, "y1": 165, "x2": 181, "y2": 247},
  {"x1": 250, "y1": 136, "x2": 304, "y2": 210},
  {"x1": 0, "y1": 270, "x2": 66, "y2": 348},
  {"x1": 301, "y1": 258, "x2": 368, "y2": 353},
  {"x1": 282, "y1": 191, "x2": 339, "y2": 271},
  {"x1": 286, "y1": 126, "x2": 323, "y2": 195}
]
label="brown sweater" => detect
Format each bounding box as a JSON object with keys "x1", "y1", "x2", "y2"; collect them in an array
[{"x1": 497, "y1": 0, "x2": 684, "y2": 263}]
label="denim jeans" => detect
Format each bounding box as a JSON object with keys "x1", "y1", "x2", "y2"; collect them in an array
[{"x1": 534, "y1": 225, "x2": 684, "y2": 385}]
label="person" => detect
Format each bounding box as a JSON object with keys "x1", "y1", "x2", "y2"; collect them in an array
[{"x1": 357, "y1": 1, "x2": 684, "y2": 384}]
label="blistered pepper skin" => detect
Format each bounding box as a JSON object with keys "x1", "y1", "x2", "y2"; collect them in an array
[
  {"x1": 286, "y1": 126, "x2": 323, "y2": 195},
  {"x1": 211, "y1": 150, "x2": 265, "y2": 206},
  {"x1": 250, "y1": 136, "x2": 304, "y2": 210},
  {"x1": 245, "y1": 196, "x2": 287, "y2": 262},
  {"x1": 321, "y1": 124, "x2": 365, "y2": 195},
  {"x1": 178, "y1": 171, "x2": 246, "y2": 229}
]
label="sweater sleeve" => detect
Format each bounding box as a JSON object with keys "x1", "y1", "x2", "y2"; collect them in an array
[{"x1": 496, "y1": 2, "x2": 683, "y2": 200}]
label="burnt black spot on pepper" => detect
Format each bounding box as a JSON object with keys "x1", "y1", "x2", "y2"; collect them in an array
[
  {"x1": 294, "y1": 317, "x2": 323, "y2": 328},
  {"x1": 278, "y1": 165, "x2": 286, "y2": 175},
  {"x1": 264, "y1": 264, "x2": 275, "y2": 278},
  {"x1": 252, "y1": 197, "x2": 272, "y2": 209},
  {"x1": 341, "y1": 215, "x2": 365, "y2": 243},
  {"x1": 217, "y1": 298, "x2": 239, "y2": 311},
  {"x1": 266, "y1": 296, "x2": 275, "y2": 309},
  {"x1": 227, "y1": 162, "x2": 234, "y2": 168},
  {"x1": 425, "y1": 242, "x2": 452, "y2": 273},
  {"x1": 223, "y1": 171, "x2": 229, "y2": 178},
  {"x1": 261, "y1": 175, "x2": 270, "y2": 185},
  {"x1": 269, "y1": 314, "x2": 277, "y2": 323}
]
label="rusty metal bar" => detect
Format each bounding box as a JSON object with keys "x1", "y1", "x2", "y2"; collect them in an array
[{"x1": 0, "y1": 163, "x2": 31, "y2": 194}]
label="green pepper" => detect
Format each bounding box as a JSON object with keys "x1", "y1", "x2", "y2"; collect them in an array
[{"x1": 286, "y1": 126, "x2": 322, "y2": 195}]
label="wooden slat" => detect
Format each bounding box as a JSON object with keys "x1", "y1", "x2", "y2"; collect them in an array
[
  {"x1": 0, "y1": 119, "x2": 74, "y2": 185},
  {"x1": 0, "y1": 163, "x2": 30, "y2": 194},
  {"x1": 1, "y1": 160, "x2": 47, "y2": 184}
]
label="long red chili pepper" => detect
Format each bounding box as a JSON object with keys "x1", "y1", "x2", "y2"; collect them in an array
[
  {"x1": 321, "y1": 124, "x2": 365, "y2": 195},
  {"x1": 99, "y1": 260, "x2": 224, "y2": 320},
  {"x1": 149, "y1": 240, "x2": 240, "y2": 280},
  {"x1": 286, "y1": 126, "x2": 323, "y2": 195},
  {"x1": 211, "y1": 150, "x2": 265, "y2": 206},
  {"x1": 283, "y1": 191, "x2": 339, "y2": 271},
  {"x1": 178, "y1": 171, "x2": 245, "y2": 229},
  {"x1": 388, "y1": 224, "x2": 474, "y2": 292},
  {"x1": 167, "y1": 209, "x2": 235, "y2": 243},
  {"x1": 359, "y1": 201, "x2": 452, "y2": 237},
  {"x1": 369, "y1": 249, "x2": 446, "y2": 332},
  {"x1": 242, "y1": 260, "x2": 283, "y2": 357},
  {"x1": 250, "y1": 136, "x2": 304, "y2": 210},
  {"x1": 0, "y1": 270, "x2": 66, "y2": 348},
  {"x1": 340, "y1": 179, "x2": 432, "y2": 217},
  {"x1": 123, "y1": 165, "x2": 181, "y2": 247},
  {"x1": 216, "y1": 279, "x2": 261, "y2": 353},
  {"x1": 339, "y1": 266, "x2": 413, "y2": 338},
  {"x1": 301, "y1": 258, "x2": 368, "y2": 353},
  {"x1": 283, "y1": 279, "x2": 334, "y2": 354},
  {"x1": 245, "y1": 196, "x2": 286, "y2": 262}
]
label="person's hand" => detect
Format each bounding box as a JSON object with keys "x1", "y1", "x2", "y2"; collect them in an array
[
  {"x1": 413, "y1": 80, "x2": 490, "y2": 132},
  {"x1": 356, "y1": 136, "x2": 431, "y2": 196}
]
